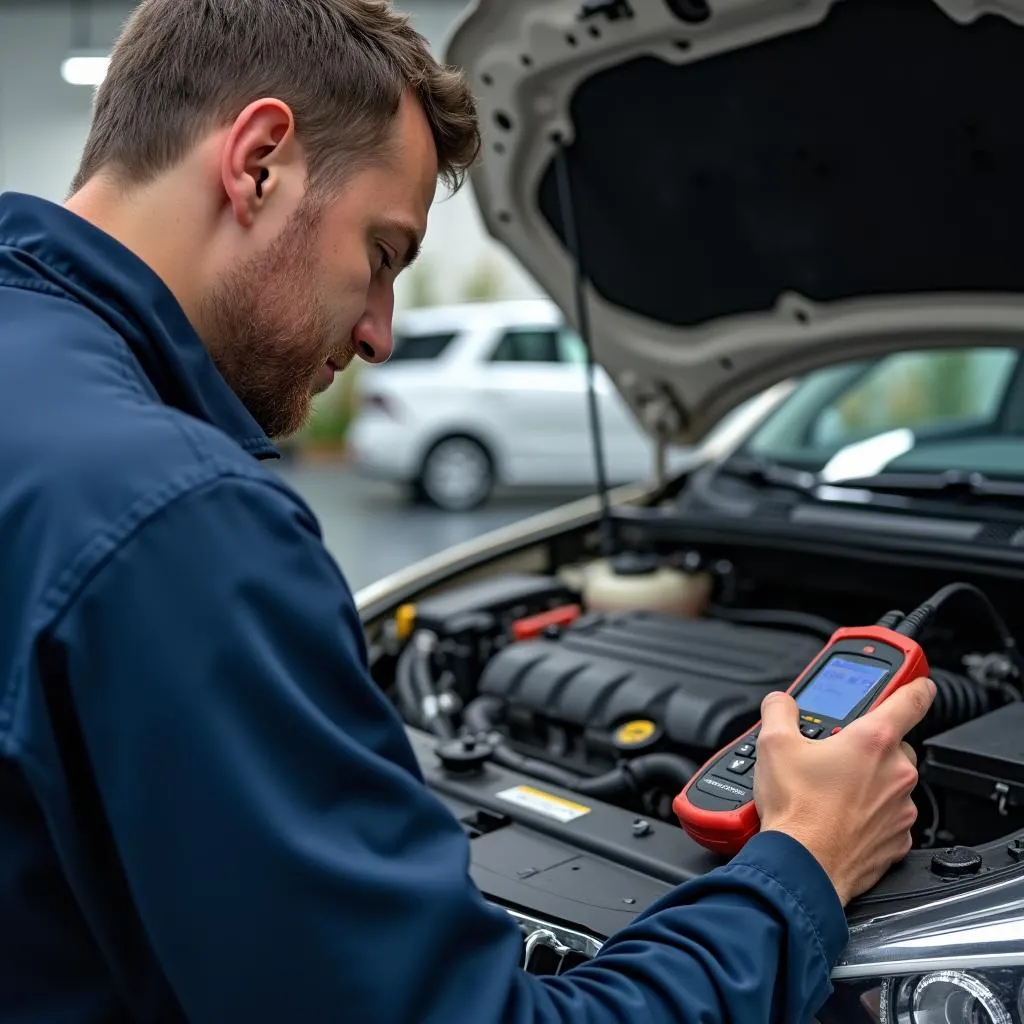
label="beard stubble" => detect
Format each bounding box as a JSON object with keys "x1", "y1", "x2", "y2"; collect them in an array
[{"x1": 200, "y1": 199, "x2": 354, "y2": 440}]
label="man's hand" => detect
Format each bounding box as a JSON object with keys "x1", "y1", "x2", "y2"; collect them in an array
[{"x1": 753, "y1": 678, "x2": 936, "y2": 906}]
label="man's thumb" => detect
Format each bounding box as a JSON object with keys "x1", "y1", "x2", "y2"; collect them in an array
[
  {"x1": 759, "y1": 691, "x2": 799, "y2": 736},
  {"x1": 868, "y1": 676, "x2": 937, "y2": 739}
]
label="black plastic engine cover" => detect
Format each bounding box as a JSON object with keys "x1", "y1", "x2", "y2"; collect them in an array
[{"x1": 477, "y1": 610, "x2": 825, "y2": 764}]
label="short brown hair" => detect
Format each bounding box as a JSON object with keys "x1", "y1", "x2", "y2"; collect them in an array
[{"x1": 69, "y1": 0, "x2": 480, "y2": 196}]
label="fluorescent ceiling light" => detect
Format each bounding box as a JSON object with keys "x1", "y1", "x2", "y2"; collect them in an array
[{"x1": 61, "y1": 53, "x2": 110, "y2": 87}]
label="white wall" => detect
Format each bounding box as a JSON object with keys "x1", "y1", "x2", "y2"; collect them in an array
[{"x1": 0, "y1": 0, "x2": 544, "y2": 309}]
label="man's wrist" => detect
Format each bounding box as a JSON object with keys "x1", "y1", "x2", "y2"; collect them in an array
[
  {"x1": 730, "y1": 830, "x2": 851, "y2": 974},
  {"x1": 760, "y1": 820, "x2": 850, "y2": 906}
]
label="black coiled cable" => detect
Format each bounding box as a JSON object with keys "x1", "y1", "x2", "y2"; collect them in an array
[
  {"x1": 896, "y1": 583, "x2": 1024, "y2": 681},
  {"x1": 877, "y1": 606, "x2": 997, "y2": 738},
  {"x1": 875, "y1": 609, "x2": 905, "y2": 631}
]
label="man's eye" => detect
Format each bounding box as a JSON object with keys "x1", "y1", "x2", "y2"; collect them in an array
[{"x1": 377, "y1": 246, "x2": 393, "y2": 273}]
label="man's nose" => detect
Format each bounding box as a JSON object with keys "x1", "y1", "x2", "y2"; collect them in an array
[{"x1": 353, "y1": 292, "x2": 395, "y2": 365}]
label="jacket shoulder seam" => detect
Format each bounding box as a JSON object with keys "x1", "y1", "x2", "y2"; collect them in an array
[{"x1": 0, "y1": 277, "x2": 76, "y2": 301}]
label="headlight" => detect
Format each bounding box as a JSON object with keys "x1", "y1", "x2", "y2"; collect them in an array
[
  {"x1": 818, "y1": 969, "x2": 1024, "y2": 1023},
  {"x1": 884, "y1": 971, "x2": 1015, "y2": 1023},
  {"x1": 816, "y1": 868, "x2": 1024, "y2": 1024}
]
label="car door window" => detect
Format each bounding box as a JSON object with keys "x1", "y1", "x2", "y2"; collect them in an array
[
  {"x1": 808, "y1": 348, "x2": 1018, "y2": 448},
  {"x1": 557, "y1": 329, "x2": 589, "y2": 366},
  {"x1": 489, "y1": 328, "x2": 561, "y2": 364},
  {"x1": 489, "y1": 327, "x2": 594, "y2": 367},
  {"x1": 389, "y1": 331, "x2": 458, "y2": 362}
]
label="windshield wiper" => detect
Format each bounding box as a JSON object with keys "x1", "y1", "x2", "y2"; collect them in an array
[
  {"x1": 723, "y1": 459, "x2": 1024, "y2": 504},
  {"x1": 720, "y1": 456, "x2": 819, "y2": 494},
  {"x1": 826, "y1": 470, "x2": 1024, "y2": 501}
]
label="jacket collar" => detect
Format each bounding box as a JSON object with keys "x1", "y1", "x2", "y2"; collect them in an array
[{"x1": 0, "y1": 191, "x2": 278, "y2": 460}]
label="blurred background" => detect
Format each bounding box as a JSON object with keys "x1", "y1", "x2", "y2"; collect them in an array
[
  {"x1": 4, "y1": 1, "x2": 982, "y2": 592},
  {"x1": 0, "y1": 0, "x2": 662, "y2": 590}
]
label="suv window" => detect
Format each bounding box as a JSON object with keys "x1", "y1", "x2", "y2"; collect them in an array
[
  {"x1": 490, "y1": 328, "x2": 559, "y2": 364},
  {"x1": 389, "y1": 331, "x2": 457, "y2": 362},
  {"x1": 557, "y1": 330, "x2": 589, "y2": 366},
  {"x1": 490, "y1": 327, "x2": 586, "y2": 365},
  {"x1": 745, "y1": 346, "x2": 1023, "y2": 477}
]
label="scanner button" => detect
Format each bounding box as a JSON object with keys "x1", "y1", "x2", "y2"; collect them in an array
[
  {"x1": 800, "y1": 724, "x2": 823, "y2": 739},
  {"x1": 697, "y1": 775, "x2": 748, "y2": 803},
  {"x1": 726, "y1": 757, "x2": 754, "y2": 776},
  {"x1": 735, "y1": 742, "x2": 756, "y2": 758}
]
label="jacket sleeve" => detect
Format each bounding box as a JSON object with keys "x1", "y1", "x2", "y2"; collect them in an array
[{"x1": 50, "y1": 473, "x2": 848, "y2": 1024}]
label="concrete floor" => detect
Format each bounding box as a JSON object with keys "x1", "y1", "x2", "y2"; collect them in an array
[{"x1": 274, "y1": 461, "x2": 589, "y2": 592}]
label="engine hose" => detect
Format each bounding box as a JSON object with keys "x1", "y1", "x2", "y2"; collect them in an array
[
  {"x1": 461, "y1": 697, "x2": 698, "y2": 800},
  {"x1": 575, "y1": 752, "x2": 700, "y2": 801},
  {"x1": 395, "y1": 644, "x2": 422, "y2": 728},
  {"x1": 396, "y1": 639, "x2": 456, "y2": 740},
  {"x1": 462, "y1": 695, "x2": 506, "y2": 736},
  {"x1": 705, "y1": 603, "x2": 840, "y2": 640},
  {"x1": 573, "y1": 768, "x2": 634, "y2": 800},
  {"x1": 623, "y1": 752, "x2": 700, "y2": 793},
  {"x1": 490, "y1": 745, "x2": 594, "y2": 791},
  {"x1": 462, "y1": 697, "x2": 587, "y2": 788},
  {"x1": 461, "y1": 697, "x2": 581, "y2": 785}
]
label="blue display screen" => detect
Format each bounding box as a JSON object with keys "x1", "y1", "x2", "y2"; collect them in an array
[{"x1": 796, "y1": 656, "x2": 889, "y2": 721}]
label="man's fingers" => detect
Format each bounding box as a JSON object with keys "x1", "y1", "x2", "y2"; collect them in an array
[
  {"x1": 900, "y1": 741, "x2": 917, "y2": 768},
  {"x1": 759, "y1": 691, "x2": 800, "y2": 737},
  {"x1": 870, "y1": 677, "x2": 936, "y2": 740}
]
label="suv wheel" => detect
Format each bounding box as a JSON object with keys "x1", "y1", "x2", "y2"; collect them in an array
[{"x1": 417, "y1": 436, "x2": 495, "y2": 511}]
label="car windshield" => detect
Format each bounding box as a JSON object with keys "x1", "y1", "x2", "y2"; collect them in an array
[{"x1": 742, "y1": 346, "x2": 1024, "y2": 481}]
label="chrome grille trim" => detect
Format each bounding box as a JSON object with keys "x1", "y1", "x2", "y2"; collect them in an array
[{"x1": 498, "y1": 906, "x2": 604, "y2": 975}]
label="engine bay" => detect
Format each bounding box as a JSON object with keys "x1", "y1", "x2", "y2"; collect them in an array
[
  {"x1": 362, "y1": 526, "x2": 1024, "y2": 986},
  {"x1": 373, "y1": 552, "x2": 1024, "y2": 866}
]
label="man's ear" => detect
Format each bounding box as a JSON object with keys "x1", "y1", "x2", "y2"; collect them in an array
[{"x1": 220, "y1": 99, "x2": 299, "y2": 227}]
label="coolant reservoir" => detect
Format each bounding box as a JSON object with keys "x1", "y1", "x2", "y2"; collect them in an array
[{"x1": 581, "y1": 553, "x2": 711, "y2": 618}]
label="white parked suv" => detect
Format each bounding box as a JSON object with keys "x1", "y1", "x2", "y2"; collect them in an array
[{"x1": 347, "y1": 299, "x2": 662, "y2": 511}]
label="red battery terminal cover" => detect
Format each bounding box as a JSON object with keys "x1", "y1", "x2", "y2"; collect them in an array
[{"x1": 511, "y1": 604, "x2": 583, "y2": 642}]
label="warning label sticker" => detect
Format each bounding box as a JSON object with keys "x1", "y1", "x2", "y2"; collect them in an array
[{"x1": 495, "y1": 785, "x2": 591, "y2": 823}]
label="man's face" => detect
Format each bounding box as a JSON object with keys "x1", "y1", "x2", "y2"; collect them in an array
[{"x1": 201, "y1": 94, "x2": 438, "y2": 439}]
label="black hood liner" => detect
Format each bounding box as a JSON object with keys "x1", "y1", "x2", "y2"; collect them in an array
[{"x1": 538, "y1": 0, "x2": 1024, "y2": 328}]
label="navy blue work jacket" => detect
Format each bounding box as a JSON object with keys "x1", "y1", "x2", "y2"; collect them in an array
[{"x1": 0, "y1": 191, "x2": 848, "y2": 1022}]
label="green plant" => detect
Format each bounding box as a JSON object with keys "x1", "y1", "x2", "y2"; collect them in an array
[
  {"x1": 461, "y1": 255, "x2": 503, "y2": 303},
  {"x1": 297, "y1": 362, "x2": 364, "y2": 446},
  {"x1": 928, "y1": 350, "x2": 974, "y2": 418},
  {"x1": 404, "y1": 258, "x2": 438, "y2": 309}
]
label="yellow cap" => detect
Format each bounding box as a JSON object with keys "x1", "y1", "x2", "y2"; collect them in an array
[
  {"x1": 395, "y1": 604, "x2": 417, "y2": 641},
  {"x1": 613, "y1": 719, "x2": 658, "y2": 748}
]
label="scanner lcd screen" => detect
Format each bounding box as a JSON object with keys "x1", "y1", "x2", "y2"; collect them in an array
[{"x1": 797, "y1": 656, "x2": 888, "y2": 721}]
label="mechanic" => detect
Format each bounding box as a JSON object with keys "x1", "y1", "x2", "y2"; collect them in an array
[{"x1": 0, "y1": 2, "x2": 934, "y2": 1022}]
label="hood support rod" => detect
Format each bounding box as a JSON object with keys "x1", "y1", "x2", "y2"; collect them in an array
[{"x1": 553, "y1": 137, "x2": 616, "y2": 558}]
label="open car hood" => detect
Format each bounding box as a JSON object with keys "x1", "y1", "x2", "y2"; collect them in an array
[{"x1": 445, "y1": 0, "x2": 1024, "y2": 443}]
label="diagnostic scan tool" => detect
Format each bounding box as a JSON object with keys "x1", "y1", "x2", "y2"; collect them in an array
[{"x1": 674, "y1": 622, "x2": 930, "y2": 856}]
